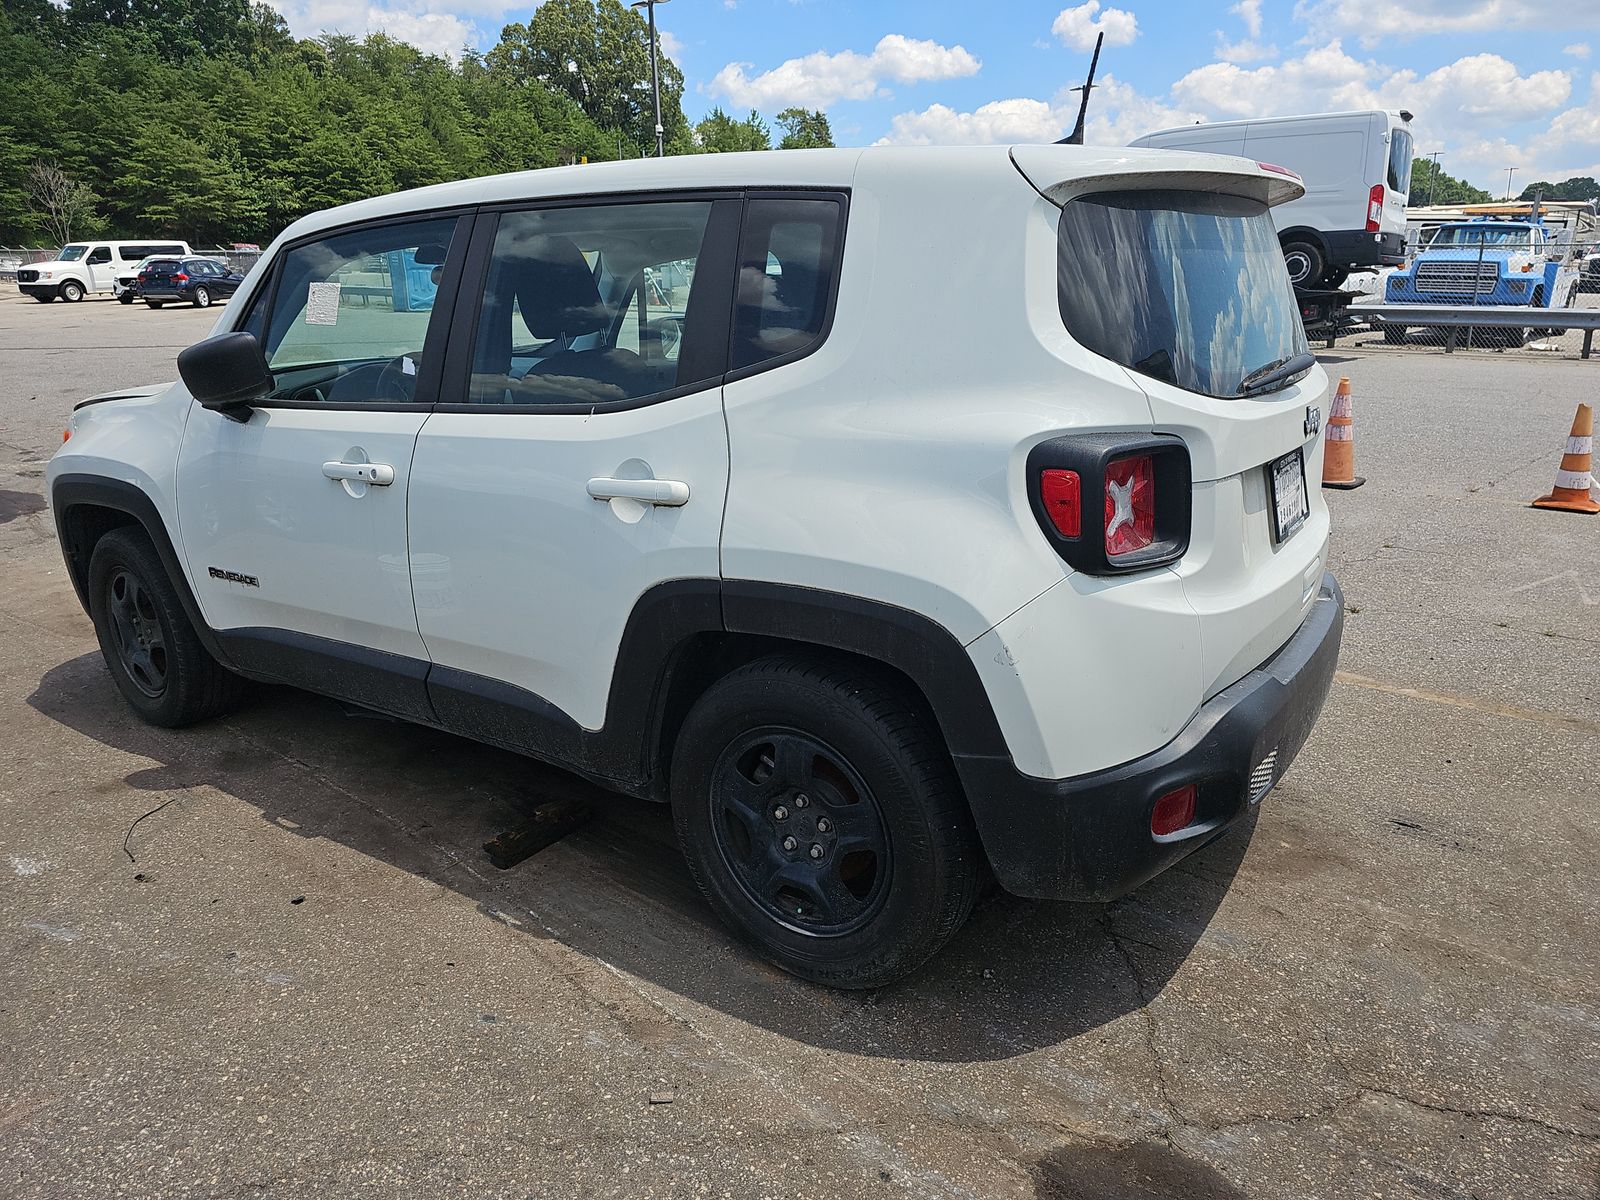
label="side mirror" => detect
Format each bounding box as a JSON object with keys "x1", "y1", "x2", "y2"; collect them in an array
[{"x1": 177, "y1": 331, "x2": 272, "y2": 419}]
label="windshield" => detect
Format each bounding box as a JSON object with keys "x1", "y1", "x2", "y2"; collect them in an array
[
  {"x1": 1388, "y1": 129, "x2": 1413, "y2": 194},
  {"x1": 57, "y1": 244, "x2": 88, "y2": 261},
  {"x1": 1428, "y1": 226, "x2": 1534, "y2": 249},
  {"x1": 1057, "y1": 189, "x2": 1309, "y2": 399}
]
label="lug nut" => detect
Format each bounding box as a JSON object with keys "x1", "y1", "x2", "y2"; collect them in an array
[
  {"x1": 773, "y1": 805, "x2": 789, "y2": 821},
  {"x1": 809, "y1": 844, "x2": 824, "y2": 860},
  {"x1": 794, "y1": 793, "x2": 809, "y2": 808},
  {"x1": 816, "y1": 817, "x2": 832, "y2": 834},
  {"x1": 782, "y1": 836, "x2": 798, "y2": 851}
]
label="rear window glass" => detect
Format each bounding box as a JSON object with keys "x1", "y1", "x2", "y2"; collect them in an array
[
  {"x1": 1057, "y1": 189, "x2": 1309, "y2": 399},
  {"x1": 730, "y1": 197, "x2": 843, "y2": 372},
  {"x1": 146, "y1": 259, "x2": 182, "y2": 272},
  {"x1": 1388, "y1": 129, "x2": 1413, "y2": 195}
]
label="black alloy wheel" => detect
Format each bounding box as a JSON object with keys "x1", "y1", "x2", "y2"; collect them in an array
[
  {"x1": 103, "y1": 566, "x2": 168, "y2": 699},
  {"x1": 709, "y1": 728, "x2": 892, "y2": 936}
]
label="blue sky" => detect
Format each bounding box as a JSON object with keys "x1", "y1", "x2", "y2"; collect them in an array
[{"x1": 265, "y1": 1, "x2": 1600, "y2": 192}]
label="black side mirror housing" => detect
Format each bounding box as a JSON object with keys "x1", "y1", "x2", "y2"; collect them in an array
[{"x1": 177, "y1": 332, "x2": 272, "y2": 419}]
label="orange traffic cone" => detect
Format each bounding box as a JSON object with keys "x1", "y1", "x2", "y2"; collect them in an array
[
  {"x1": 1322, "y1": 377, "x2": 1365, "y2": 490},
  {"x1": 1531, "y1": 403, "x2": 1600, "y2": 514}
]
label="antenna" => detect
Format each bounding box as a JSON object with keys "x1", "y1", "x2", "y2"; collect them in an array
[{"x1": 1058, "y1": 31, "x2": 1103, "y2": 146}]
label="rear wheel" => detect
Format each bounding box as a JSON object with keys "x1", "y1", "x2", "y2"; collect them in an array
[
  {"x1": 59, "y1": 280, "x2": 84, "y2": 302},
  {"x1": 671, "y1": 655, "x2": 981, "y2": 989},
  {"x1": 1281, "y1": 240, "x2": 1324, "y2": 288},
  {"x1": 145, "y1": 300, "x2": 164, "y2": 308},
  {"x1": 193, "y1": 286, "x2": 211, "y2": 308},
  {"x1": 87, "y1": 528, "x2": 243, "y2": 727}
]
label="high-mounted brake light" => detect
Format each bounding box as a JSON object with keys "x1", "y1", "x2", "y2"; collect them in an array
[
  {"x1": 1039, "y1": 469, "x2": 1081, "y2": 538},
  {"x1": 1366, "y1": 183, "x2": 1385, "y2": 233},
  {"x1": 1104, "y1": 454, "x2": 1155, "y2": 557},
  {"x1": 1257, "y1": 161, "x2": 1300, "y2": 181}
]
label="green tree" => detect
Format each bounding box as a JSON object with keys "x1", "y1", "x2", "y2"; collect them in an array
[
  {"x1": 1410, "y1": 158, "x2": 1493, "y2": 205},
  {"x1": 1518, "y1": 177, "x2": 1600, "y2": 202},
  {"x1": 776, "y1": 108, "x2": 833, "y2": 150},
  {"x1": 487, "y1": 0, "x2": 686, "y2": 152},
  {"x1": 695, "y1": 107, "x2": 770, "y2": 153}
]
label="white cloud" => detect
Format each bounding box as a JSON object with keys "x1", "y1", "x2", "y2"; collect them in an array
[
  {"x1": 1214, "y1": 37, "x2": 1276, "y2": 64},
  {"x1": 709, "y1": 34, "x2": 980, "y2": 110},
  {"x1": 1051, "y1": 2, "x2": 1140, "y2": 53},
  {"x1": 264, "y1": 2, "x2": 484, "y2": 57},
  {"x1": 658, "y1": 30, "x2": 685, "y2": 59},
  {"x1": 1295, "y1": 0, "x2": 1600, "y2": 46},
  {"x1": 1563, "y1": 43, "x2": 1591, "y2": 60},
  {"x1": 1232, "y1": 0, "x2": 1264, "y2": 37},
  {"x1": 876, "y1": 98, "x2": 1068, "y2": 146}
]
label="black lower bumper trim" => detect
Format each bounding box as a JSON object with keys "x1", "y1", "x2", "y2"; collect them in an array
[
  {"x1": 955, "y1": 574, "x2": 1344, "y2": 901},
  {"x1": 1321, "y1": 229, "x2": 1405, "y2": 270}
]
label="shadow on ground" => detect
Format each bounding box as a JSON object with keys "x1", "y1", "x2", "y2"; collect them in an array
[{"x1": 29, "y1": 652, "x2": 1254, "y2": 1064}]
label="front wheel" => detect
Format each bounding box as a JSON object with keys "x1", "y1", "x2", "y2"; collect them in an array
[
  {"x1": 33, "y1": 294, "x2": 54, "y2": 303},
  {"x1": 87, "y1": 528, "x2": 244, "y2": 727},
  {"x1": 118, "y1": 292, "x2": 134, "y2": 305},
  {"x1": 59, "y1": 280, "x2": 84, "y2": 302},
  {"x1": 671, "y1": 655, "x2": 981, "y2": 989},
  {"x1": 193, "y1": 286, "x2": 211, "y2": 308}
]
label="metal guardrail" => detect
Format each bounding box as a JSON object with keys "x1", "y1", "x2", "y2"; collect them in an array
[{"x1": 1344, "y1": 303, "x2": 1599, "y2": 359}]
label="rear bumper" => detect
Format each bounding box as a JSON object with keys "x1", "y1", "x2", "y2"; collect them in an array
[
  {"x1": 1323, "y1": 229, "x2": 1404, "y2": 270},
  {"x1": 955, "y1": 573, "x2": 1343, "y2": 900}
]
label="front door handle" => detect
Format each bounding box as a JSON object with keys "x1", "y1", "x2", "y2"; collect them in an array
[
  {"x1": 323, "y1": 461, "x2": 394, "y2": 486},
  {"x1": 587, "y1": 477, "x2": 690, "y2": 506}
]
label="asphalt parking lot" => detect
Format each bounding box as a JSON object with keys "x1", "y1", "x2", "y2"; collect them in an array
[{"x1": 2, "y1": 290, "x2": 1597, "y2": 1199}]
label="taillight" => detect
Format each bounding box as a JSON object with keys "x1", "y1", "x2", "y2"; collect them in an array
[
  {"x1": 1151, "y1": 784, "x2": 1196, "y2": 836},
  {"x1": 1039, "y1": 469, "x2": 1081, "y2": 538},
  {"x1": 1103, "y1": 454, "x2": 1154, "y2": 558},
  {"x1": 1027, "y1": 434, "x2": 1191, "y2": 575},
  {"x1": 1366, "y1": 183, "x2": 1384, "y2": 232},
  {"x1": 137, "y1": 273, "x2": 147, "y2": 282},
  {"x1": 174, "y1": 272, "x2": 188, "y2": 282}
]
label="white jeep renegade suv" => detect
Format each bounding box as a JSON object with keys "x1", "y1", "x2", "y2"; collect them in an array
[{"x1": 48, "y1": 146, "x2": 1341, "y2": 987}]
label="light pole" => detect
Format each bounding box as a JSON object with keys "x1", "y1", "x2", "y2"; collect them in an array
[
  {"x1": 1504, "y1": 166, "x2": 1518, "y2": 201},
  {"x1": 631, "y1": 0, "x2": 670, "y2": 157},
  {"x1": 1426, "y1": 150, "x2": 1442, "y2": 205}
]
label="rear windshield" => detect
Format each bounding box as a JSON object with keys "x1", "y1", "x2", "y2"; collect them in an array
[
  {"x1": 1388, "y1": 128, "x2": 1413, "y2": 195},
  {"x1": 146, "y1": 259, "x2": 182, "y2": 272},
  {"x1": 1057, "y1": 189, "x2": 1308, "y2": 399}
]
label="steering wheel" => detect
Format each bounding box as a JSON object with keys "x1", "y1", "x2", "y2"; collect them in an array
[{"x1": 321, "y1": 355, "x2": 418, "y2": 406}]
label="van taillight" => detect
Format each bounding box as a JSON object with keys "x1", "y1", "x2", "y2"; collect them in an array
[
  {"x1": 1104, "y1": 454, "x2": 1155, "y2": 557},
  {"x1": 1366, "y1": 184, "x2": 1384, "y2": 233},
  {"x1": 1027, "y1": 435, "x2": 1191, "y2": 575}
]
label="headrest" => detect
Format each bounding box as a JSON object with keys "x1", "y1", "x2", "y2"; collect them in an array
[{"x1": 503, "y1": 235, "x2": 607, "y2": 340}]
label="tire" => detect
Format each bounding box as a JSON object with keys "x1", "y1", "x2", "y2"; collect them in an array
[
  {"x1": 1382, "y1": 325, "x2": 1407, "y2": 345},
  {"x1": 671, "y1": 655, "x2": 981, "y2": 989},
  {"x1": 193, "y1": 286, "x2": 211, "y2": 308},
  {"x1": 1281, "y1": 240, "x2": 1324, "y2": 288},
  {"x1": 86, "y1": 528, "x2": 244, "y2": 727},
  {"x1": 33, "y1": 294, "x2": 54, "y2": 303},
  {"x1": 1321, "y1": 266, "x2": 1350, "y2": 289},
  {"x1": 59, "y1": 280, "x2": 84, "y2": 302},
  {"x1": 145, "y1": 300, "x2": 164, "y2": 308},
  {"x1": 118, "y1": 292, "x2": 133, "y2": 305}
]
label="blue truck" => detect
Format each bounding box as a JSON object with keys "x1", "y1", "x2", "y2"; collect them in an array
[{"x1": 1383, "y1": 212, "x2": 1582, "y2": 345}]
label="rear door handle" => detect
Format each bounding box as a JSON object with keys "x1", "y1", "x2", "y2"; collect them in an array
[
  {"x1": 587, "y1": 477, "x2": 690, "y2": 506},
  {"x1": 323, "y1": 461, "x2": 394, "y2": 486}
]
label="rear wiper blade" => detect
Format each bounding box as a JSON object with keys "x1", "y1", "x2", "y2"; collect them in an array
[{"x1": 1237, "y1": 351, "x2": 1316, "y2": 396}]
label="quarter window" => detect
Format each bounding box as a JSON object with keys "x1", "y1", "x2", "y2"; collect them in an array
[
  {"x1": 467, "y1": 201, "x2": 717, "y2": 407},
  {"x1": 253, "y1": 217, "x2": 460, "y2": 405},
  {"x1": 730, "y1": 197, "x2": 843, "y2": 372}
]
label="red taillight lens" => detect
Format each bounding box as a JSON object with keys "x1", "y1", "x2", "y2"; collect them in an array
[
  {"x1": 1104, "y1": 454, "x2": 1154, "y2": 557},
  {"x1": 1366, "y1": 183, "x2": 1384, "y2": 233},
  {"x1": 1151, "y1": 784, "x2": 1196, "y2": 836},
  {"x1": 1257, "y1": 161, "x2": 1300, "y2": 180},
  {"x1": 174, "y1": 272, "x2": 188, "y2": 282},
  {"x1": 1039, "y1": 469, "x2": 1081, "y2": 538},
  {"x1": 136, "y1": 273, "x2": 147, "y2": 282}
]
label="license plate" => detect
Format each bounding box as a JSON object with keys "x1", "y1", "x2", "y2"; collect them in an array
[{"x1": 1268, "y1": 449, "x2": 1309, "y2": 544}]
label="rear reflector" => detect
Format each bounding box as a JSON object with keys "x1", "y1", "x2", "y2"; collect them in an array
[
  {"x1": 1366, "y1": 183, "x2": 1384, "y2": 233},
  {"x1": 1104, "y1": 454, "x2": 1154, "y2": 557},
  {"x1": 1257, "y1": 161, "x2": 1300, "y2": 180},
  {"x1": 1151, "y1": 784, "x2": 1196, "y2": 836},
  {"x1": 1039, "y1": 469, "x2": 1081, "y2": 538}
]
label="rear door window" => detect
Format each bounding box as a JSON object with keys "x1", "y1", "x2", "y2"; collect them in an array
[
  {"x1": 1388, "y1": 129, "x2": 1414, "y2": 194},
  {"x1": 730, "y1": 196, "x2": 844, "y2": 372},
  {"x1": 1057, "y1": 189, "x2": 1309, "y2": 399}
]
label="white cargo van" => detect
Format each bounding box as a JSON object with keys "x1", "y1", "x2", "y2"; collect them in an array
[
  {"x1": 1130, "y1": 110, "x2": 1413, "y2": 287},
  {"x1": 17, "y1": 239, "x2": 192, "y2": 302}
]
